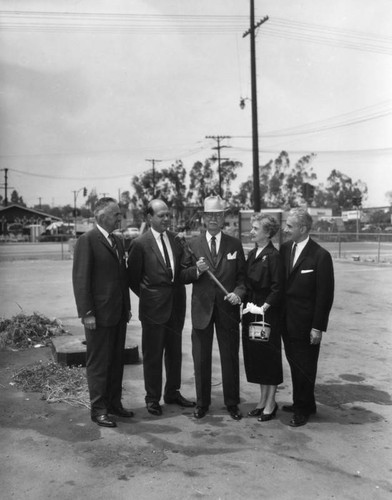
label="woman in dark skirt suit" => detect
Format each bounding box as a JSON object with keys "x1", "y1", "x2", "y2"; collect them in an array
[{"x1": 242, "y1": 214, "x2": 284, "y2": 422}]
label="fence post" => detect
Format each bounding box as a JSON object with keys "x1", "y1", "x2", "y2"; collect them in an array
[{"x1": 377, "y1": 234, "x2": 381, "y2": 264}]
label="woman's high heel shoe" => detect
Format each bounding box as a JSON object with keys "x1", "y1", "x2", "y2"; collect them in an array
[
  {"x1": 247, "y1": 407, "x2": 264, "y2": 417},
  {"x1": 257, "y1": 403, "x2": 278, "y2": 422}
]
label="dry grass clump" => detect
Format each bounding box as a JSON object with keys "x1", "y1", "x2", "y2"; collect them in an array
[
  {"x1": 12, "y1": 361, "x2": 90, "y2": 408},
  {"x1": 0, "y1": 312, "x2": 69, "y2": 350}
]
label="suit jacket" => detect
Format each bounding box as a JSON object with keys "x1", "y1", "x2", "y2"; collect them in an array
[
  {"x1": 72, "y1": 227, "x2": 131, "y2": 327},
  {"x1": 180, "y1": 231, "x2": 246, "y2": 330},
  {"x1": 127, "y1": 229, "x2": 186, "y2": 325},
  {"x1": 280, "y1": 238, "x2": 334, "y2": 338}
]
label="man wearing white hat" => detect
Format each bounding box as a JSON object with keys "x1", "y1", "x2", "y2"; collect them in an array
[{"x1": 180, "y1": 195, "x2": 246, "y2": 420}]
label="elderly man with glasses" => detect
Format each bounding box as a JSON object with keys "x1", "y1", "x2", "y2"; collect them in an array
[{"x1": 180, "y1": 195, "x2": 246, "y2": 420}]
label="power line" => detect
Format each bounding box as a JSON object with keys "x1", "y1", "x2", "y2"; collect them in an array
[
  {"x1": 2, "y1": 99, "x2": 390, "y2": 163},
  {"x1": 1, "y1": 11, "x2": 391, "y2": 55},
  {"x1": 8, "y1": 168, "x2": 133, "y2": 180}
]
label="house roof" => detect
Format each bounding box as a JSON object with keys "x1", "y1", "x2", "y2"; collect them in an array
[{"x1": 0, "y1": 204, "x2": 62, "y2": 221}]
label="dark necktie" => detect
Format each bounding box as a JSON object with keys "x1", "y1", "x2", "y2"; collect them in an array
[
  {"x1": 289, "y1": 242, "x2": 297, "y2": 272},
  {"x1": 210, "y1": 236, "x2": 217, "y2": 265},
  {"x1": 108, "y1": 233, "x2": 120, "y2": 262},
  {"x1": 160, "y1": 233, "x2": 173, "y2": 280}
]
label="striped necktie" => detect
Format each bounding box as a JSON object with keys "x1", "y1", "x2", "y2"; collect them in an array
[
  {"x1": 108, "y1": 233, "x2": 120, "y2": 261},
  {"x1": 210, "y1": 236, "x2": 217, "y2": 264}
]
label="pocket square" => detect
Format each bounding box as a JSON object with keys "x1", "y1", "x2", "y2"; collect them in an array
[
  {"x1": 227, "y1": 251, "x2": 237, "y2": 260},
  {"x1": 301, "y1": 269, "x2": 314, "y2": 274}
]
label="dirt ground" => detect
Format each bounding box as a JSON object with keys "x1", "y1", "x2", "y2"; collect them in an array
[{"x1": 0, "y1": 258, "x2": 392, "y2": 500}]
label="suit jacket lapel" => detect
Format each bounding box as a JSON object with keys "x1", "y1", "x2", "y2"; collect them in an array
[
  {"x1": 255, "y1": 241, "x2": 273, "y2": 261},
  {"x1": 291, "y1": 239, "x2": 312, "y2": 273},
  {"x1": 95, "y1": 227, "x2": 118, "y2": 260},
  {"x1": 147, "y1": 229, "x2": 167, "y2": 272}
]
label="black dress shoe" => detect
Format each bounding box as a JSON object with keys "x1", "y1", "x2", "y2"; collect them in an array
[
  {"x1": 247, "y1": 407, "x2": 264, "y2": 417},
  {"x1": 227, "y1": 405, "x2": 242, "y2": 421},
  {"x1": 109, "y1": 406, "x2": 135, "y2": 418},
  {"x1": 91, "y1": 414, "x2": 117, "y2": 428},
  {"x1": 164, "y1": 393, "x2": 196, "y2": 407},
  {"x1": 258, "y1": 403, "x2": 278, "y2": 422},
  {"x1": 194, "y1": 406, "x2": 208, "y2": 419},
  {"x1": 289, "y1": 413, "x2": 308, "y2": 427},
  {"x1": 146, "y1": 401, "x2": 162, "y2": 416}
]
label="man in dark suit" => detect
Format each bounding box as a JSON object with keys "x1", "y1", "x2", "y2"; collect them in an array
[
  {"x1": 180, "y1": 195, "x2": 246, "y2": 420},
  {"x1": 280, "y1": 207, "x2": 334, "y2": 427},
  {"x1": 127, "y1": 199, "x2": 194, "y2": 416},
  {"x1": 72, "y1": 197, "x2": 133, "y2": 428}
]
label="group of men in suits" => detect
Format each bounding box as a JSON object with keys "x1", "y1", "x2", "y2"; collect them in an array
[{"x1": 72, "y1": 195, "x2": 334, "y2": 428}]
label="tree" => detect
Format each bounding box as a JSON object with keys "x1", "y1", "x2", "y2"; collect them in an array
[
  {"x1": 368, "y1": 209, "x2": 391, "y2": 226},
  {"x1": 130, "y1": 161, "x2": 188, "y2": 228},
  {"x1": 10, "y1": 190, "x2": 26, "y2": 207},
  {"x1": 85, "y1": 189, "x2": 98, "y2": 213},
  {"x1": 234, "y1": 151, "x2": 316, "y2": 209},
  {"x1": 119, "y1": 191, "x2": 132, "y2": 210},
  {"x1": 187, "y1": 159, "x2": 218, "y2": 206},
  {"x1": 155, "y1": 161, "x2": 187, "y2": 207},
  {"x1": 316, "y1": 170, "x2": 368, "y2": 215},
  {"x1": 187, "y1": 158, "x2": 241, "y2": 206},
  {"x1": 385, "y1": 190, "x2": 392, "y2": 206},
  {"x1": 130, "y1": 170, "x2": 157, "y2": 208}
]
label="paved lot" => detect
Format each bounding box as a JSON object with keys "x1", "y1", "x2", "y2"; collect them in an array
[{"x1": 0, "y1": 257, "x2": 391, "y2": 500}]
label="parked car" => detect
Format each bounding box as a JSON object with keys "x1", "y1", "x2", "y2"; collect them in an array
[
  {"x1": 361, "y1": 224, "x2": 381, "y2": 232},
  {"x1": 113, "y1": 227, "x2": 140, "y2": 251},
  {"x1": 123, "y1": 227, "x2": 140, "y2": 239}
]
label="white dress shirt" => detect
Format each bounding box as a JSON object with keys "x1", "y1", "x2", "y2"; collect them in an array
[
  {"x1": 96, "y1": 223, "x2": 113, "y2": 247},
  {"x1": 206, "y1": 231, "x2": 222, "y2": 254},
  {"x1": 292, "y1": 236, "x2": 309, "y2": 267}
]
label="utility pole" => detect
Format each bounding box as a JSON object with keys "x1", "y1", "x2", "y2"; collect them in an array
[
  {"x1": 243, "y1": 2, "x2": 268, "y2": 212},
  {"x1": 72, "y1": 187, "x2": 87, "y2": 236},
  {"x1": 1, "y1": 168, "x2": 9, "y2": 206},
  {"x1": 145, "y1": 159, "x2": 162, "y2": 197},
  {"x1": 205, "y1": 136, "x2": 231, "y2": 197}
]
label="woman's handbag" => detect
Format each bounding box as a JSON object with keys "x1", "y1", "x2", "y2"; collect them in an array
[{"x1": 248, "y1": 312, "x2": 271, "y2": 342}]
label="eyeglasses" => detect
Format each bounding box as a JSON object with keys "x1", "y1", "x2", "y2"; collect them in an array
[{"x1": 204, "y1": 212, "x2": 224, "y2": 219}]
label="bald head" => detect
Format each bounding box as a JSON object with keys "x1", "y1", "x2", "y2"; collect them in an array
[{"x1": 147, "y1": 199, "x2": 170, "y2": 233}]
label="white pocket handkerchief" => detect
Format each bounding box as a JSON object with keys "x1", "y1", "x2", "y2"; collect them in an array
[
  {"x1": 227, "y1": 251, "x2": 237, "y2": 260},
  {"x1": 301, "y1": 269, "x2": 314, "y2": 274}
]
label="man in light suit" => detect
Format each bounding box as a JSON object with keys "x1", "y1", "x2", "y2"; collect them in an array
[
  {"x1": 127, "y1": 199, "x2": 194, "y2": 416},
  {"x1": 72, "y1": 197, "x2": 133, "y2": 428},
  {"x1": 280, "y1": 207, "x2": 334, "y2": 427},
  {"x1": 180, "y1": 195, "x2": 246, "y2": 420}
]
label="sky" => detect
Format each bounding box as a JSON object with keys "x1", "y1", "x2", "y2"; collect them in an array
[{"x1": 0, "y1": 0, "x2": 391, "y2": 209}]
